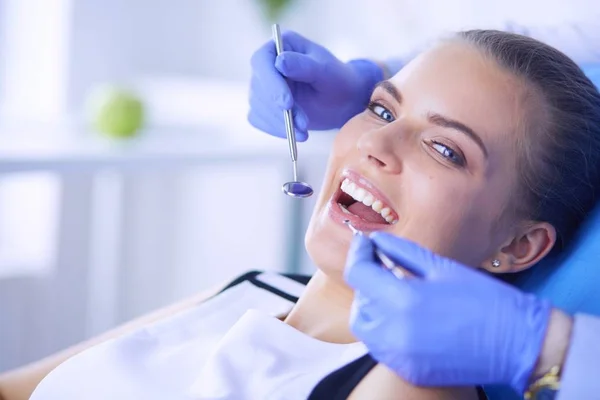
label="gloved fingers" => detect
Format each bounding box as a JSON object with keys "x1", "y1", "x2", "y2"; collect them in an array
[
  {"x1": 247, "y1": 103, "x2": 309, "y2": 141},
  {"x1": 250, "y1": 44, "x2": 293, "y2": 110},
  {"x1": 275, "y1": 52, "x2": 322, "y2": 84},
  {"x1": 291, "y1": 103, "x2": 310, "y2": 133},
  {"x1": 344, "y1": 234, "x2": 408, "y2": 299},
  {"x1": 248, "y1": 90, "x2": 309, "y2": 139},
  {"x1": 369, "y1": 232, "x2": 439, "y2": 278},
  {"x1": 249, "y1": 81, "x2": 310, "y2": 132},
  {"x1": 280, "y1": 30, "x2": 313, "y2": 52},
  {"x1": 249, "y1": 73, "x2": 290, "y2": 113}
]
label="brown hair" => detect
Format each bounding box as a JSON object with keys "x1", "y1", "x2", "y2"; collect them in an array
[{"x1": 458, "y1": 30, "x2": 600, "y2": 251}]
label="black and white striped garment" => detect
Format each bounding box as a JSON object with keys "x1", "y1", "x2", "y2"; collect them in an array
[{"x1": 30, "y1": 270, "x2": 487, "y2": 400}]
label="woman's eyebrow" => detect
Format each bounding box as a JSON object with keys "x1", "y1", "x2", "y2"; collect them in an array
[
  {"x1": 428, "y1": 112, "x2": 489, "y2": 158},
  {"x1": 373, "y1": 80, "x2": 402, "y2": 104}
]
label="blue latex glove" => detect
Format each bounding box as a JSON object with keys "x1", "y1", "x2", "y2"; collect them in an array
[
  {"x1": 344, "y1": 232, "x2": 552, "y2": 394},
  {"x1": 248, "y1": 30, "x2": 384, "y2": 141}
]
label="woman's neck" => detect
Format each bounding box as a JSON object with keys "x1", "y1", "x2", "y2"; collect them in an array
[{"x1": 284, "y1": 270, "x2": 357, "y2": 344}]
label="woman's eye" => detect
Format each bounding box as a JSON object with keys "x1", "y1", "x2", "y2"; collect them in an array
[
  {"x1": 368, "y1": 102, "x2": 395, "y2": 122},
  {"x1": 431, "y1": 141, "x2": 465, "y2": 166}
]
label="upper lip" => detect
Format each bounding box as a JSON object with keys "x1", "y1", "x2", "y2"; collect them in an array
[{"x1": 339, "y1": 169, "x2": 398, "y2": 217}]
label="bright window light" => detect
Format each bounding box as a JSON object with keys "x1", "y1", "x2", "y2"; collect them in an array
[{"x1": 0, "y1": 173, "x2": 60, "y2": 278}]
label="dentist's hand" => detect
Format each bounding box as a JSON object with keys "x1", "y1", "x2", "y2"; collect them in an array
[
  {"x1": 248, "y1": 30, "x2": 383, "y2": 141},
  {"x1": 344, "y1": 233, "x2": 553, "y2": 394}
]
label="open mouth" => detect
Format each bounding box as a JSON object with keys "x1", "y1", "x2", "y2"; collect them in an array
[{"x1": 331, "y1": 172, "x2": 399, "y2": 228}]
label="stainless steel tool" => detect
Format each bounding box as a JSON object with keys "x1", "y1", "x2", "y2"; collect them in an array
[
  {"x1": 344, "y1": 219, "x2": 407, "y2": 279},
  {"x1": 272, "y1": 23, "x2": 314, "y2": 198}
]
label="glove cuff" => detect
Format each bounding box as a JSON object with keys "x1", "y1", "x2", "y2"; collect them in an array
[{"x1": 511, "y1": 296, "x2": 553, "y2": 394}]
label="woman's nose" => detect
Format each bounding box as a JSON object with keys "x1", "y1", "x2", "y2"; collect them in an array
[{"x1": 356, "y1": 126, "x2": 403, "y2": 173}]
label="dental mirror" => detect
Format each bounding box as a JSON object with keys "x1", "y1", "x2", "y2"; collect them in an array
[{"x1": 272, "y1": 23, "x2": 314, "y2": 199}]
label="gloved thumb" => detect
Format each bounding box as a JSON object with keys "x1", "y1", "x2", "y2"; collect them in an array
[
  {"x1": 344, "y1": 234, "x2": 400, "y2": 299},
  {"x1": 275, "y1": 52, "x2": 322, "y2": 84}
]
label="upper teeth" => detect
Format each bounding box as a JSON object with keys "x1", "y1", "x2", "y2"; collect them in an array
[{"x1": 341, "y1": 178, "x2": 397, "y2": 223}]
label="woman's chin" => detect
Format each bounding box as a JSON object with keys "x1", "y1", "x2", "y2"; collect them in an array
[{"x1": 305, "y1": 209, "x2": 354, "y2": 278}]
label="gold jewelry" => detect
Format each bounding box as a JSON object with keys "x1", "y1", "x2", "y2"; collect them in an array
[{"x1": 524, "y1": 365, "x2": 561, "y2": 399}]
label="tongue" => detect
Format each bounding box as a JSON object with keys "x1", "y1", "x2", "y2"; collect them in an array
[{"x1": 347, "y1": 202, "x2": 388, "y2": 224}]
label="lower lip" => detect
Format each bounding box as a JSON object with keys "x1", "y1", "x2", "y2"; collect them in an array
[{"x1": 327, "y1": 192, "x2": 392, "y2": 233}]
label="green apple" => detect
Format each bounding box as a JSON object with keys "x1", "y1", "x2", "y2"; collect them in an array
[{"x1": 87, "y1": 85, "x2": 145, "y2": 139}]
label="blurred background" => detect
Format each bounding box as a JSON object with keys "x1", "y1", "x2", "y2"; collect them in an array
[{"x1": 0, "y1": 0, "x2": 599, "y2": 372}]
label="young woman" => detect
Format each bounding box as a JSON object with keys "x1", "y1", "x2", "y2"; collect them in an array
[{"x1": 2, "y1": 30, "x2": 600, "y2": 400}]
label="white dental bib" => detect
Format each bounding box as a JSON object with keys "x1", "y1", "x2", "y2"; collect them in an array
[{"x1": 30, "y1": 272, "x2": 368, "y2": 400}]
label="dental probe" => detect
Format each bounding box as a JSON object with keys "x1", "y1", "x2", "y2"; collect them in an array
[{"x1": 344, "y1": 219, "x2": 407, "y2": 279}]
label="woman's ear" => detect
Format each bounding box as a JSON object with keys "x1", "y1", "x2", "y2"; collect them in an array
[{"x1": 482, "y1": 222, "x2": 556, "y2": 274}]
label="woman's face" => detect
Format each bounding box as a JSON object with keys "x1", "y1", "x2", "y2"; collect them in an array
[{"x1": 305, "y1": 41, "x2": 534, "y2": 274}]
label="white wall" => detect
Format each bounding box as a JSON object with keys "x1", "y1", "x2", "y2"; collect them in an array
[
  {"x1": 0, "y1": 0, "x2": 72, "y2": 122},
  {"x1": 3, "y1": 0, "x2": 600, "y2": 123}
]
